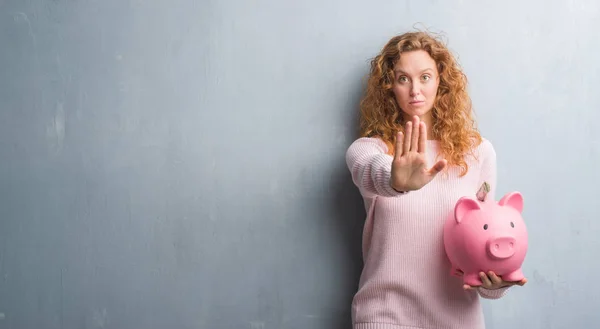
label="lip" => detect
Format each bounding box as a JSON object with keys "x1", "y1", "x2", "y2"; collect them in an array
[{"x1": 409, "y1": 100, "x2": 425, "y2": 105}]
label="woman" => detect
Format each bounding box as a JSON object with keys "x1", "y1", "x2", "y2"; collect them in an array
[{"x1": 345, "y1": 31, "x2": 527, "y2": 329}]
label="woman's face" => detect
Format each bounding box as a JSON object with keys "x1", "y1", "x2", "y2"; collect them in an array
[{"x1": 391, "y1": 50, "x2": 440, "y2": 123}]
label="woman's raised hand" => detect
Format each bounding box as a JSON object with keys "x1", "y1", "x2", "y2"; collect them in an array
[{"x1": 389, "y1": 116, "x2": 448, "y2": 192}]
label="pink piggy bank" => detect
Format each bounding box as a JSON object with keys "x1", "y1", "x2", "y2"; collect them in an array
[{"x1": 443, "y1": 191, "x2": 528, "y2": 286}]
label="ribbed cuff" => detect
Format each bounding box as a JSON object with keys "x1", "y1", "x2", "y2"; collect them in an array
[
  {"x1": 477, "y1": 286, "x2": 509, "y2": 299},
  {"x1": 354, "y1": 323, "x2": 425, "y2": 329},
  {"x1": 373, "y1": 155, "x2": 409, "y2": 197}
]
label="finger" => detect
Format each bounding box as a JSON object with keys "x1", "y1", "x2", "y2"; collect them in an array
[
  {"x1": 427, "y1": 159, "x2": 447, "y2": 175},
  {"x1": 418, "y1": 121, "x2": 426, "y2": 153},
  {"x1": 394, "y1": 132, "x2": 404, "y2": 157},
  {"x1": 480, "y1": 272, "x2": 492, "y2": 288},
  {"x1": 488, "y1": 271, "x2": 502, "y2": 285},
  {"x1": 517, "y1": 278, "x2": 527, "y2": 286},
  {"x1": 411, "y1": 116, "x2": 420, "y2": 151},
  {"x1": 403, "y1": 121, "x2": 412, "y2": 152},
  {"x1": 463, "y1": 284, "x2": 473, "y2": 290}
]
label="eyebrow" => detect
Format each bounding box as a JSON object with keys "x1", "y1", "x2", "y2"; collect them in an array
[{"x1": 394, "y1": 68, "x2": 435, "y2": 75}]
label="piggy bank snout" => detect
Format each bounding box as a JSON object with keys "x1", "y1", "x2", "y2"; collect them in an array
[{"x1": 486, "y1": 236, "x2": 517, "y2": 259}]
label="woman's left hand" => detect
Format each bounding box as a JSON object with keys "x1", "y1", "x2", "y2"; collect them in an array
[{"x1": 458, "y1": 270, "x2": 527, "y2": 290}]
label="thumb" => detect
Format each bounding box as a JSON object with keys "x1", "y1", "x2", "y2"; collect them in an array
[{"x1": 428, "y1": 159, "x2": 447, "y2": 175}]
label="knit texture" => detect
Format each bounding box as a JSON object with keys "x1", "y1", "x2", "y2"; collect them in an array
[{"x1": 346, "y1": 137, "x2": 509, "y2": 329}]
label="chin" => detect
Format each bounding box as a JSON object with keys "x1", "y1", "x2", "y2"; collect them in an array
[{"x1": 402, "y1": 107, "x2": 433, "y2": 118}]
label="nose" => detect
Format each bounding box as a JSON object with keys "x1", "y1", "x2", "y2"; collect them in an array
[
  {"x1": 410, "y1": 83, "x2": 420, "y2": 96},
  {"x1": 487, "y1": 237, "x2": 516, "y2": 259}
]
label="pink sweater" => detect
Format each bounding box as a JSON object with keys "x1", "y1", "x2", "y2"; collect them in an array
[{"x1": 346, "y1": 137, "x2": 509, "y2": 329}]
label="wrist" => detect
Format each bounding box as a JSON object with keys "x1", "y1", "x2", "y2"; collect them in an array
[{"x1": 389, "y1": 180, "x2": 409, "y2": 194}]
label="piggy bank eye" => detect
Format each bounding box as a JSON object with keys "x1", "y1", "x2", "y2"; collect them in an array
[
  {"x1": 483, "y1": 224, "x2": 488, "y2": 230},
  {"x1": 510, "y1": 222, "x2": 515, "y2": 228}
]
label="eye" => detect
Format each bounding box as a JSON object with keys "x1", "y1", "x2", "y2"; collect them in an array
[
  {"x1": 510, "y1": 222, "x2": 515, "y2": 228},
  {"x1": 421, "y1": 74, "x2": 431, "y2": 81},
  {"x1": 398, "y1": 76, "x2": 408, "y2": 83},
  {"x1": 483, "y1": 224, "x2": 488, "y2": 230}
]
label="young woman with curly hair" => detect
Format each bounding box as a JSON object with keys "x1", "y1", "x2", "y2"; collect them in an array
[{"x1": 346, "y1": 31, "x2": 527, "y2": 329}]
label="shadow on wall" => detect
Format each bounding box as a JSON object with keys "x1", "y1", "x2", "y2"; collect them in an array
[{"x1": 328, "y1": 76, "x2": 368, "y2": 329}]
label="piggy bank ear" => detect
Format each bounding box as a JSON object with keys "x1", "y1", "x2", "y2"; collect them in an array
[
  {"x1": 498, "y1": 191, "x2": 524, "y2": 213},
  {"x1": 454, "y1": 197, "x2": 481, "y2": 223}
]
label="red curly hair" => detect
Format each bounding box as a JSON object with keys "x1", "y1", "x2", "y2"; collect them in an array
[{"x1": 359, "y1": 31, "x2": 482, "y2": 176}]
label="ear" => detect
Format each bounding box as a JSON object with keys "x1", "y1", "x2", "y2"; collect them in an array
[
  {"x1": 454, "y1": 197, "x2": 481, "y2": 224},
  {"x1": 498, "y1": 191, "x2": 524, "y2": 213}
]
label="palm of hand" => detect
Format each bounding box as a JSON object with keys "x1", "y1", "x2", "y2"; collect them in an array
[
  {"x1": 390, "y1": 116, "x2": 447, "y2": 192},
  {"x1": 392, "y1": 153, "x2": 431, "y2": 191}
]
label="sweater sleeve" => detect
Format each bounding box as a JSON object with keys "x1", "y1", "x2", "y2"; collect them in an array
[
  {"x1": 476, "y1": 139, "x2": 512, "y2": 300},
  {"x1": 345, "y1": 137, "x2": 408, "y2": 197}
]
